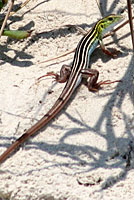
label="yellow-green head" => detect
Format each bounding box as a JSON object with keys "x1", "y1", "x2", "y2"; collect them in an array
[{"x1": 95, "y1": 14, "x2": 123, "y2": 38}]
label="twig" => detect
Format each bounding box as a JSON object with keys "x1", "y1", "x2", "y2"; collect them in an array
[
  {"x1": 127, "y1": 0, "x2": 134, "y2": 52},
  {"x1": 39, "y1": 49, "x2": 75, "y2": 64},
  {"x1": 65, "y1": 24, "x2": 88, "y2": 35},
  {"x1": 10, "y1": 0, "x2": 31, "y2": 17},
  {"x1": 0, "y1": 0, "x2": 14, "y2": 38}
]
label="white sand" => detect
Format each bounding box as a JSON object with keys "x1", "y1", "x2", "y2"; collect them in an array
[{"x1": 0, "y1": 0, "x2": 134, "y2": 199}]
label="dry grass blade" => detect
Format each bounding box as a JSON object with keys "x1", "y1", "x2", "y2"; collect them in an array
[
  {"x1": 10, "y1": 0, "x2": 31, "y2": 16},
  {"x1": 39, "y1": 49, "x2": 75, "y2": 64},
  {"x1": 0, "y1": 0, "x2": 14, "y2": 38},
  {"x1": 127, "y1": 0, "x2": 134, "y2": 52}
]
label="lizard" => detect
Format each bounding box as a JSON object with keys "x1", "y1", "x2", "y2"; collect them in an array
[{"x1": 0, "y1": 14, "x2": 123, "y2": 164}]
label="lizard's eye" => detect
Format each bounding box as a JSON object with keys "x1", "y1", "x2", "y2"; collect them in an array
[
  {"x1": 101, "y1": 24, "x2": 104, "y2": 28},
  {"x1": 108, "y1": 17, "x2": 113, "y2": 21}
]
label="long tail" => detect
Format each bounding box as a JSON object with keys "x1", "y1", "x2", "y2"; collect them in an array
[{"x1": 0, "y1": 78, "x2": 79, "y2": 164}]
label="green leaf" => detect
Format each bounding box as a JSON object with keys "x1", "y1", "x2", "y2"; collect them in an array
[
  {"x1": 2, "y1": 29, "x2": 33, "y2": 39},
  {"x1": 0, "y1": 2, "x2": 4, "y2": 10},
  {"x1": 0, "y1": 0, "x2": 8, "y2": 10}
]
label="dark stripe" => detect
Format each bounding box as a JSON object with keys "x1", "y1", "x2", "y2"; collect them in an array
[
  {"x1": 50, "y1": 18, "x2": 103, "y2": 113},
  {"x1": 71, "y1": 24, "x2": 99, "y2": 74}
]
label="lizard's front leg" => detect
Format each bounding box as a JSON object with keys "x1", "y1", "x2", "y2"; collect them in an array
[
  {"x1": 38, "y1": 64, "x2": 71, "y2": 83},
  {"x1": 81, "y1": 68, "x2": 120, "y2": 92},
  {"x1": 99, "y1": 39, "x2": 120, "y2": 58}
]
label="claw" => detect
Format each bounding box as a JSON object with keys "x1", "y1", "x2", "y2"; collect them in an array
[
  {"x1": 98, "y1": 80, "x2": 121, "y2": 86},
  {"x1": 37, "y1": 72, "x2": 57, "y2": 81},
  {"x1": 89, "y1": 79, "x2": 122, "y2": 92}
]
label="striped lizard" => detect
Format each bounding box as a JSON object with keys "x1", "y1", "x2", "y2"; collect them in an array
[{"x1": 0, "y1": 14, "x2": 123, "y2": 163}]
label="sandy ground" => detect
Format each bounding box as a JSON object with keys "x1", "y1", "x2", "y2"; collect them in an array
[{"x1": 0, "y1": 0, "x2": 134, "y2": 199}]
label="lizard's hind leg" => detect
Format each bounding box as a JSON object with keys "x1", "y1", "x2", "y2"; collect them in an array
[{"x1": 81, "y1": 68, "x2": 121, "y2": 92}]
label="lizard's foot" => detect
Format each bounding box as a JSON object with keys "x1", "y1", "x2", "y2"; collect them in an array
[{"x1": 37, "y1": 64, "x2": 71, "y2": 83}]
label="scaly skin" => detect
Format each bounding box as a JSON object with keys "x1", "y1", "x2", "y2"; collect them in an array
[{"x1": 0, "y1": 14, "x2": 123, "y2": 164}]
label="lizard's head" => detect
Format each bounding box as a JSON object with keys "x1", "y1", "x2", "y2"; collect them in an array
[{"x1": 96, "y1": 14, "x2": 123, "y2": 37}]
